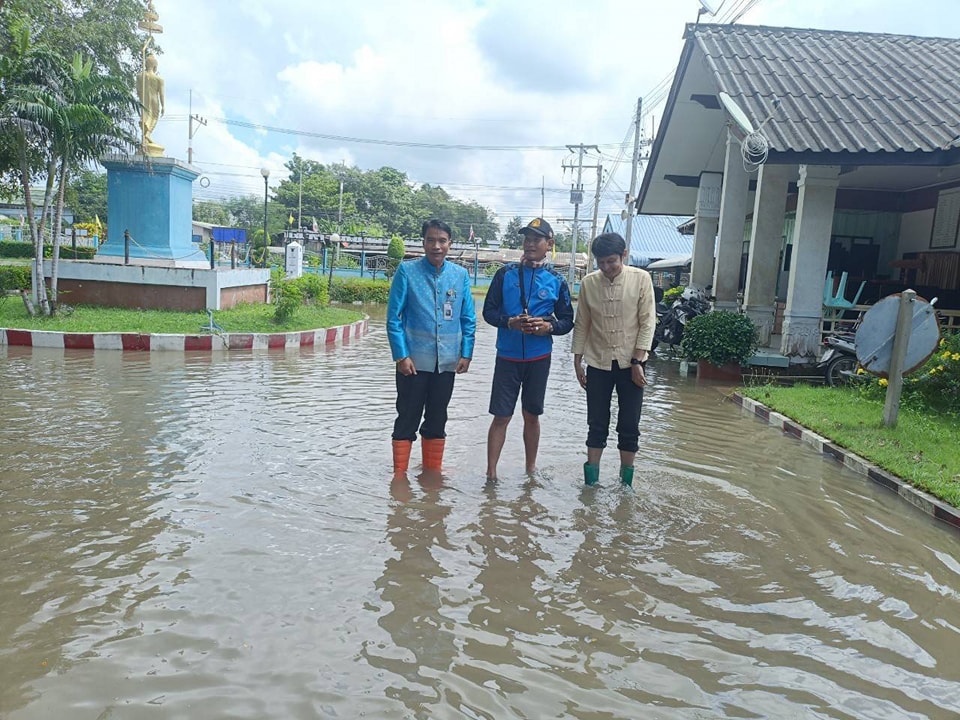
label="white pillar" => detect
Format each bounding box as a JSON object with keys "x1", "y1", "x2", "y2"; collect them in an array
[
  {"x1": 744, "y1": 163, "x2": 793, "y2": 346},
  {"x1": 690, "y1": 172, "x2": 721, "y2": 290},
  {"x1": 712, "y1": 133, "x2": 750, "y2": 311},
  {"x1": 780, "y1": 164, "x2": 839, "y2": 359}
]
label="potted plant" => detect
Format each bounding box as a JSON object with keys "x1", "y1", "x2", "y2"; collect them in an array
[{"x1": 680, "y1": 310, "x2": 758, "y2": 381}]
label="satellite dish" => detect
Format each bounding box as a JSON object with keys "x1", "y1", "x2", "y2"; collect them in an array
[
  {"x1": 718, "y1": 91, "x2": 755, "y2": 135},
  {"x1": 698, "y1": 0, "x2": 719, "y2": 14}
]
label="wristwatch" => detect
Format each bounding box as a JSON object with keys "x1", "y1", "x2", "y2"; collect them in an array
[{"x1": 630, "y1": 358, "x2": 644, "y2": 366}]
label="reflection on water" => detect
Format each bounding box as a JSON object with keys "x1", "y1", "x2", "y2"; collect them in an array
[{"x1": 2, "y1": 302, "x2": 960, "y2": 718}]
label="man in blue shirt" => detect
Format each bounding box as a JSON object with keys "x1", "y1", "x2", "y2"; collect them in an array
[
  {"x1": 482, "y1": 217, "x2": 574, "y2": 480},
  {"x1": 387, "y1": 219, "x2": 477, "y2": 476}
]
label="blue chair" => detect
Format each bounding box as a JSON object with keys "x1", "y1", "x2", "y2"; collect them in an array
[{"x1": 823, "y1": 271, "x2": 866, "y2": 331}]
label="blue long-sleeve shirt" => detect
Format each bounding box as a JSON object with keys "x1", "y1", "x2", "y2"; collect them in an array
[
  {"x1": 386, "y1": 257, "x2": 476, "y2": 372},
  {"x1": 482, "y1": 262, "x2": 574, "y2": 361}
]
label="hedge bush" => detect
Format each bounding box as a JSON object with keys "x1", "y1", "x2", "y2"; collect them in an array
[
  {"x1": 0, "y1": 264, "x2": 31, "y2": 291},
  {"x1": 0, "y1": 240, "x2": 96, "y2": 260},
  {"x1": 330, "y1": 277, "x2": 390, "y2": 304},
  {"x1": 681, "y1": 310, "x2": 758, "y2": 366}
]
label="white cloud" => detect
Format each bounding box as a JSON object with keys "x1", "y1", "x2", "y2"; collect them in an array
[{"x1": 146, "y1": 0, "x2": 960, "y2": 232}]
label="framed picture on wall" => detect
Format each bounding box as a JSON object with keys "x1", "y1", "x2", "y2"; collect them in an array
[{"x1": 930, "y1": 187, "x2": 960, "y2": 249}]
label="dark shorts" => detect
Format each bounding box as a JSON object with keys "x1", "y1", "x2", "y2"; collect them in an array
[{"x1": 488, "y1": 356, "x2": 551, "y2": 417}]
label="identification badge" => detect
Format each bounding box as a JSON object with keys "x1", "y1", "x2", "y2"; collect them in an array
[{"x1": 443, "y1": 300, "x2": 454, "y2": 320}]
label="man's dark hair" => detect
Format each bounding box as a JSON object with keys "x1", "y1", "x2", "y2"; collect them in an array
[
  {"x1": 421, "y1": 219, "x2": 452, "y2": 239},
  {"x1": 591, "y1": 232, "x2": 626, "y2": 258}
]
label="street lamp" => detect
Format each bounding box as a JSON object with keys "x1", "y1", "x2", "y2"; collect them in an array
[{"x1": 260, "y1": 167, "x2": 270, "y2": 268}]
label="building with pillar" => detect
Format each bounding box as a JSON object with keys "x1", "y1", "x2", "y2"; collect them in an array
[{"x1": 636, "y1": 23, "x2": 960, "y2": 360}]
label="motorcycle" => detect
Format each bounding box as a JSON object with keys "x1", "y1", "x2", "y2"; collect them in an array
[
  {"x1": 654, "y1": 286, "x2": 712, "y2": 348},
  {"x1": 817, "y1": 332, "x2": 858, "y2": 386}
]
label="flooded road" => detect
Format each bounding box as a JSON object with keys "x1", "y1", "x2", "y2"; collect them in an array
[{"x1": 2, "y1": 302, "x2": 960, "y2": 719}]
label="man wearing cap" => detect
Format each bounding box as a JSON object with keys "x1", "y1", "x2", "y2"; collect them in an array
[{"x1": 482, "y1": 217, "x2": 574, "y2": 480}]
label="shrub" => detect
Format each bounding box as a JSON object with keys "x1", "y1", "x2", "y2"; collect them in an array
[
  {"x1": 330, "y1": 277, "x2": 390, "y2": 304},
  {"x1": 292, "y1": 272, "x2": 329, "y2": 306},
  {"x1": 681, "y1": 310, "x2": 758, "y2": 366},
  {"x1": 861, "y1": 332, "x2": 960, "y2": 417},
  {"x1": 0, "y1": 264, "x2": 31, "y2": 291},
  {"x1": 270, "y1": 270, "x2": 303, "y2": 323},
  {"x1": 0, "y1": 240, "x2": 96, "y2": 260},
  {"x1": 387, "y1": 235, "x2": 405, "y2": 261}
]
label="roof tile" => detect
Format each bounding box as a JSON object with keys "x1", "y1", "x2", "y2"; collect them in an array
[{"x1": 693, "y1": 24, "x2": 960, "y2": 154}]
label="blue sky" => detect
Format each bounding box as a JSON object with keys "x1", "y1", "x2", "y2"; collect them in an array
[{"x1": 147, "y1": 0, "x2": 960, "y2": 234}]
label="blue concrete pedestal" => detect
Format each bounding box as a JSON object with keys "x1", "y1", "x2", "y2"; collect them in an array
[{"x1": 98, "y1": 154, "x2": 206, "y2": 266}]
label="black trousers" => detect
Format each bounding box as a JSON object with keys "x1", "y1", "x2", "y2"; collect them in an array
[
  {"x1": 393, "y1": 370, "x2": 457, "y2": 441},
  {"x1": 585, "y1": 361, "x2": 644, "y2": 452}
]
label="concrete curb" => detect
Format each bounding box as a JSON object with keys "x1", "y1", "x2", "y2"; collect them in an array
[
  {"x1": 731, "y1": 392, "x2": 960, "y2": 533},
  {"x1": 0, "y1": 317, "x2": 368, "y2": 352}
]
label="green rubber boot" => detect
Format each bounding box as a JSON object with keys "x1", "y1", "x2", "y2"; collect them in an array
[
  {"x1": 619, "y1": 465, "x2": 635, "y2": 486},
  {"x1": 583, "y1": 462, "x2": 600, "y2": 486}
]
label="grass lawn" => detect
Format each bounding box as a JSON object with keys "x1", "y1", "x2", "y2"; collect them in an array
[
  {"x1": 0, "y1": 298, "x2": 363, "y2": 335},
  {"x1": 742, "y1": 384, "x2": 960, "y2": 507}
]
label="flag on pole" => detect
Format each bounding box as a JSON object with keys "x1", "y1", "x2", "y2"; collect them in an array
[
  {"x1": 288, "y1": 213, "x2": 294, "y2": 225},
  {"x1": 311, "y1": 216, "x2": 318, "y2": 233},
  {"x1": 468, "y1": 225, "x2": 475, "y2": 242}
]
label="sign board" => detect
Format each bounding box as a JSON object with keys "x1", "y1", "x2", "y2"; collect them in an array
[
  {"x1": 855, "y1": 293, "x2": 940, "y2": 377},
  {"x1": 570, "y1": 189, "x2": 584, "y2": 204}
]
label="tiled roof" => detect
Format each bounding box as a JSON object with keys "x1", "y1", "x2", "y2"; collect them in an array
[
  {"x1": 603, "y1": 213, "x2": 692, "y2": 266},
  {"x1": 692, "y1": 24, "x2": 960, "y2": 155}
]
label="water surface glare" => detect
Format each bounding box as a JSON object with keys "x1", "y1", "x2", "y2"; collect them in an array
[{"x1": 2, "y1": 303, "x2": 960, "y2": 719}]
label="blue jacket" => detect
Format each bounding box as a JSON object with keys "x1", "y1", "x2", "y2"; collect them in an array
[
  {"x1": 482, "y1": 262, "x2": 574, "y2": 361},
  {"x1": 387, "y1": 257, "x2": 476, "y2": 372}
]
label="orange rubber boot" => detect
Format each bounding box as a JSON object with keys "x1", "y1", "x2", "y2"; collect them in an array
[
  {"x1": 392, "y1": 439, "x2": 412, "y2": 475},
  {"x1": 421, "y1": 438, "x2": 446, "y2": 471}
]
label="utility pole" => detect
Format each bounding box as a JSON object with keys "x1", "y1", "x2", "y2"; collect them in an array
[
  {"x1": 541, "y1": 175, "x2": 545, "y2": 216},
  {"x1": 563, "y1": 144, "x2": 600, "y2": 288},
  {"x1": 624, "y1": 97, "x2": 643, "y2": 247},
  {"x1": 297, "y1": 157, "x2": 303, "y2": 229},
  {"x1": 187, "y1": 89, "x2": 207, "y2": 165},
  {"x1": 590, "y1": 162, "x2": 603, "y2": 252}
]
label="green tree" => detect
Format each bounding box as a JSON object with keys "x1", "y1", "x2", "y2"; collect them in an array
[
  {"x1": 501, "y1": 216, "x2": 524, "y2": 248},
  {"x1": 0, "y1": 2, "x2": 142, "y2": 314},
  {"x1": 193, "y1": 199, "x2": 231, "y2": 225},
  {"x1": 65, "y1": 167, "x2": 106, "y2": 223}
]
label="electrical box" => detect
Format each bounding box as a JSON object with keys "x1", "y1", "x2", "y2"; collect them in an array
[{"x1": 285, "y1": 241, "x2": 303, "y2": 279}]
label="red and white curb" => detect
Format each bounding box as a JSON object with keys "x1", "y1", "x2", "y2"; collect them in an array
[
  {"x1": 732, "y1": 392, "x2": 960, "y2": 533},
  {"x1": 0, "y1": 318, "x2": 368, "y2": 352}
]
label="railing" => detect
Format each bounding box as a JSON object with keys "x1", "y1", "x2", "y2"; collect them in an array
[{"x1": 821, "y1": 304, "x2": 960, "y2": 336}]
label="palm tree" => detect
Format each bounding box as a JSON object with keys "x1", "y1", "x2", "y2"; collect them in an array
[
  {"x1": 1, "y1": 16, "x2": 136, "y2": 314},
  {"x1": 0, "y1": 17, "x2": 63, "y2": 314},
  {"x1": 47, "y1": 52, "x2": 137, "y2": 310}
]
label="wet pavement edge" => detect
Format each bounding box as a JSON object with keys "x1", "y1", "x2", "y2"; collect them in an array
[{"x1": 731, "y1": 392, "x2": 960, "y2": 535}]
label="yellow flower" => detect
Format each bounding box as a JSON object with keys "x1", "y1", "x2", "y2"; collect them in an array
[
  {"x1": 940, "y1": 338, "x2": 947, "y2": 348},
  {"x1": 929, "y1": 367, "x2": 939, "y2": 375},
  {"x1": 937, "y1": 365, "x2": 946, "y2": 372},
  {"x1": 856, "y1": 367, "x2": 866, "y2": 375},
  {"x1": 878, "y1": 378, "x2": 888, "y2": 387},
  {"x1": 952, "y1": 353, "x2": 960, "y2": 361},
  {"x1": 942, "y1": 350, "x2": 952, "y2": 360}
]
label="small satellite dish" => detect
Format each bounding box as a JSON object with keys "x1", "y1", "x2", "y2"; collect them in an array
[
  {"x1": 718, "y1": 91, "x2": 755, "y2": 135},
  {"x1": 698, "y1": 0, "x2": 719, "y2": 15}
]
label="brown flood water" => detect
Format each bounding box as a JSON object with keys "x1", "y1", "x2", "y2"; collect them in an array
[{"x1": 2, "y1": 300, "x2": 960, "y2": 719}]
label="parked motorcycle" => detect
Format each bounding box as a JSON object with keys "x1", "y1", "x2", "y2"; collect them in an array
[
  {"x1": 654, "y1": 286, "x2": 712, "y2": 348},
  {"x1": 817, "y1": 332, "x2": 858, "y2": 386}
]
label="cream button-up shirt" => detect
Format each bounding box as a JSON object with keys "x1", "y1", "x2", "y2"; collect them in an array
[{"x1": 572, "y1": 265, "x2": 656, "y2": 370}]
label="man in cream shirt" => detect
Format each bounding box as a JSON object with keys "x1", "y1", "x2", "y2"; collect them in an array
[{"x1": 572, "y1": 232, "x2": 657, "y2": 486}]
